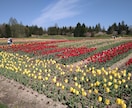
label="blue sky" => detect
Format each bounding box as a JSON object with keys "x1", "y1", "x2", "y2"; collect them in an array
[{"x1": 0, "y1": 0, "x2": 132, "y2": 29}]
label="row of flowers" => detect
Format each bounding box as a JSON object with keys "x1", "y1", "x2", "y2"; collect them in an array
[
  {"x1": 0, "y1": 40, "x2": 97, "y2": 59},
  {"x1": 0, "y1": 40, "x2": 69, "y2": 50},
  {"x1": 87, "y1": 42, "x2": 132, "y2": 63},
  {"x1": 56, "y1": 47, "x2": 96, "y2": 58},
  {"x1": 125, "y1": 58, "x2": 132, "y2": 66},
  {"x1": 0, "y1": 51, "x2": 131, "y2": 108}
]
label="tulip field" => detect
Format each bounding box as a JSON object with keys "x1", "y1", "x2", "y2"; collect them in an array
[{"x1": 0, "y1": 37, "x2": 132, "y2": 108}]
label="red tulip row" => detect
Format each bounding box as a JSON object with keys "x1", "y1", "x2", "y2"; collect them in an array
[
  {"x1": 1, "y1": 40, "x2": 96, "y2": 59},
  {"x1": 13, "y1": 44, "x2": 57, "y2": 53},
  {"x1": 87, "y1": 42, "x2": 132, "y2": 63},
  {"x1": 0, "y1": 40, "x2": 71, "y2": 53},
  {"x1": 40, "y1": 47, "x2": 67, "y2": 55},
  {"x1": 56, "y1": 47, "x2": 96, "y2": 58},
  {"x1": 125, "y1": 58, "x2": 132, "y2": 66}
]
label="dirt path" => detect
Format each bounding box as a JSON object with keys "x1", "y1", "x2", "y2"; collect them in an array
[
  {"x1": 110, "y1": 53, "x2": 132, "y2": 69},
  {"x1": 0, "y1": 76, "x2": 67, "y2": 108}
]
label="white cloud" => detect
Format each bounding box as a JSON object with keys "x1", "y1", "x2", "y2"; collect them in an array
[{"x1": 32, "y1": 0, "x2": 80, "y2": 27}]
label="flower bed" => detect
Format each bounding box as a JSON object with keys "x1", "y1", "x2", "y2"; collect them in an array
[
  {"x1": 56, "y1": 47, "x2": 96, "y2": 58},
  {"x1": 87, "y1": 42, "x2": 132, "y2": 63},
  {"x1": 0, "y1": 51, "x2": 132, "y2": 108},
  {"x1": 0, "y1": 38, "x2": 132, "y2": 108}
]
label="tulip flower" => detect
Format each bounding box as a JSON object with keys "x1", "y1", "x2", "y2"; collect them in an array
[
  {"x1": 105, "y1": 99, "x2": 110, "y2": 105},
  {"x1": 98, "y1": 96, "x2": 102, "y2": 102}
]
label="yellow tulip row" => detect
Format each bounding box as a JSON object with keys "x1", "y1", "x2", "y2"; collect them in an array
[{"x1": 0, "y1": 51, "x2": 131, "y2": 108}]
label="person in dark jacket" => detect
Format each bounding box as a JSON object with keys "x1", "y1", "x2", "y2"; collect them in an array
[{"x1": 7, "y1": 38, "x2": 13, "y2": 45}]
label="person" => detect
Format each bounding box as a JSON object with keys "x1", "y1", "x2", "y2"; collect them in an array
[{"x1": 7, "y1": 38, "x2": 13, "y2": 45}]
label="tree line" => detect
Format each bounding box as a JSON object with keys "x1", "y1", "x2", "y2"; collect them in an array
[
  {"x1": 0, "y1": 17, "x2": 132, "y2": 38},
  {"x1": 0, "y1": 17, "x2": 44, "y2": 38}
]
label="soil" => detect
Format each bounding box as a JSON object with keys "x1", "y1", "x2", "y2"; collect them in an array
[
  {"x1": 110, "y1": 53, "x2": 132, "y2": 69},
  {"x1": 0, "y1": 75, "x2": 67, "y2": 108}
]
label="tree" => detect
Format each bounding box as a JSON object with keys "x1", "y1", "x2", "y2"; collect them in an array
[
  {"x1": 8, "y1": 17, "x2": 19, "y2": 37},
  {"x1": 67, "y1": 26, "x2": 74, "y2": 36},
  {"x1": 81, "y1": 23, "x2": 87, "y2": 36},
  {"x1": 39, "y1": 27, "x2": 44, "y2": 35},
  {"x1": 107, "y1": 23, "x2": 118, "y2": 35},
  {"x1": 8, "y1": 17, "x2": 18, "y2": 25},
  {"x1": 74, "y1": 22, "x2": 87, "y2": 37},
  {"x1": 0, "y1": 24, "x2": 5, "y2": 37},
  {"x1": 8, "y1": 17, "x2": 28, "y2": 37},
  {"x1": 48, "y1": 26, "x2": 58, "y2": 35},
  {"x1": 128, "y1": 25, "x2": 132, "y2": 35},
  {"x1": 107, "y1": 21, "x2": 129, "y2": 35},
  {"x1": 95, "y1": 23, "x2": 101, "y2": 33},
  {"x1": 5, "y1": 24, "x2": 11, "y2": 38},
  {"x1": 24, "y1": 26, "x2": 30, "y2": 37},
  {"x1": 62, "y1": 26, "x2": 67, "y2": 35},
  {"x1": 74, "y1": 22, "x2": 81, "y2": 37}
]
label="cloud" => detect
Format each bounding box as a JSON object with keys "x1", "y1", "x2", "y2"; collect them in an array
[{"x1": 32, "y1": 0, "x2": 80, "y2": 27}]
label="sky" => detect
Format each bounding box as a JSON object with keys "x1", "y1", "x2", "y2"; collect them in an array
[{"x1": 0, "y1": 0, "x2": 132, "y2": 29}]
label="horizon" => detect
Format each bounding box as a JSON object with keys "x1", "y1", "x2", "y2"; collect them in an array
[{"x1": 0, "y1": 0, "x2": 132, "y2": 29}]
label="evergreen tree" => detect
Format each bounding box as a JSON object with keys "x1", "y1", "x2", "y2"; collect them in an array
[
  {"x1": 107, "y1": 21, "x2": 129, "y2": 35},
  {"x1": 107, "y1": 23, "x2": 118, "y2": 35},
  {"x1": 95, "y1": 23, "x2": 101, "y2": 32},
  {"x1": 24, "y1": 26, "x2": 30, "y2": 37},
  {"x1": 81, "y1": 23, "x2": 87, "y2": 36},
  {"x1": 74, "y1": 22, "x2": 81, "y2": 37},
  {"x1": 5, "y1": 24, "x2": 11, "y2": 38},
  {"x1": 128, "y1": 25, "x2": 132, "y2": 35},
  {"x1": 74, "y1": 22, "x2": 86, "y2": 37},
  {"x1": 0, "y1": 24, "x2": 5, "y2": 37}
]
